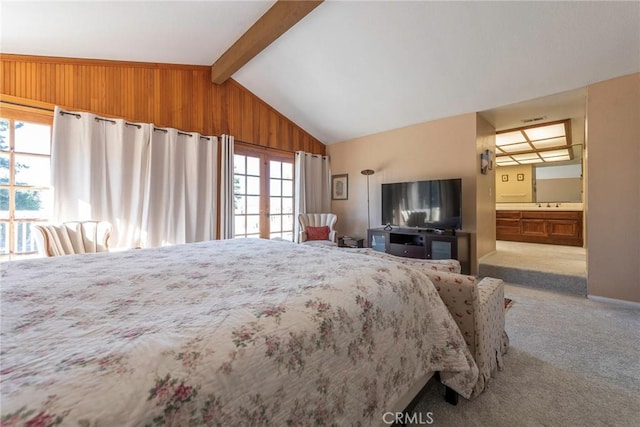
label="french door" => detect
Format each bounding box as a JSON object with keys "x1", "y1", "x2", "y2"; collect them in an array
[
  {"x1": 233, "y1": 145, "x2": 294, "y2": 240},
  {"x1": 1, "y1": 108, "x2": 53, "y2": 260}
]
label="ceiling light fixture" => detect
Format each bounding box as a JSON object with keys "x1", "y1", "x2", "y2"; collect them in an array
[{"x1": 495, "y1": 119, "x2": 572, "y2": 166}]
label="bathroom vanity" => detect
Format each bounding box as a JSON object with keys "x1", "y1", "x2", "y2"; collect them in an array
[{"x1": 496, "y1": 203, "x2": 583, "y2": 247}]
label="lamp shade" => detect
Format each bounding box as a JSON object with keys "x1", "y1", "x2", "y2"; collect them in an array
[{"x1": 361, "y1": 169, "x2": 375, "y2": 175}]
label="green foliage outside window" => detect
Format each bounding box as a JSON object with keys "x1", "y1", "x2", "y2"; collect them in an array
[{"x1": 0, "y1": 120, "x2": 42, "y2": 211}]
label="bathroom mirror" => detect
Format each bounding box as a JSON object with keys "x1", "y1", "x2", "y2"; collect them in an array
[{"x1": 496, "y1": 144, "x2": 583, "y2": 204}]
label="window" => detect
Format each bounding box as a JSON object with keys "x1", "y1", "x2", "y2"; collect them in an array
[
  {"x1": 0, "y1": 108, "x2": 53, "y2": 259},
  {"x1": 233, "y1": 145, "x2": 294, "y2": 240},
  {"x1": 268, "y1": 159, "x2": 294, "y2": 240}
]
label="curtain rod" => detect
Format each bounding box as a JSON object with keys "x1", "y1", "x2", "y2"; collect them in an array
[
  {"x1": 235, "y1": 139, "x2": 286, "y2": 152},
  {"x1": 59, "y1": 110, "x2": 211, "y2": 140},
  {"x1": 236, "y1": 139, "x2": 321, "y2": 156},
  {"x1": 1, "y1": 99, "x2": 55, "y2": 112},
  {"x1": 295, "y1": 151, "x2": 326, "y2": 159}
]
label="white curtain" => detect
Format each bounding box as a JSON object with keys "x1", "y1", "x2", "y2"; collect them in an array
[
  {"x1": 293, "y1": 151, "x2": 331, "y2": 242},
  {"x1": 219, "y1": 134, "x2": 235, "y2": 239},
  {"x1": 52, "y1": 107, "x2": 218, "y2": 249},
  {"x1": 141, "y1": 129, "x2": 218, "y2": 247},
  {"x1": 52, "y1": 107, "x2": 150, "y2": 249}
]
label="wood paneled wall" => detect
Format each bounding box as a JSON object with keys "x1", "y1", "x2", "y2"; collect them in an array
[{"x1": 0, "y1": 54, "x2": 325, "y2": 154}]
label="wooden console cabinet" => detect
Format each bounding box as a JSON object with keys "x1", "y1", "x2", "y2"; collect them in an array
[
  {"x1": 367, "y1": 228, "x2": 470, "y2": 275},
  {"x1": 496, "y1": 210, "x2": 583, "y2": 246}
]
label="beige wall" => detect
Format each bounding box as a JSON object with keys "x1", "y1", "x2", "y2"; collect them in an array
[
  {"x1": 327, "y1": 113, "x2": 495, "y2": 274},
  {"x1": 495, "y1": 165, "x2": 534, "y2": 203},
  {"x1": 476, "y1": 115, "x2": 497, "y2": 261},
  {"x1": 586, "y1": 72, "x2": 640, "y2": 303}
]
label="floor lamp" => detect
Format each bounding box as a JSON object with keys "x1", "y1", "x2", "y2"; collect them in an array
[{"x1": 361, "y1": 169, "x2": 375, "y2": 230}]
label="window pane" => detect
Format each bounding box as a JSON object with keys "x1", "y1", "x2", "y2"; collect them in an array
[
  {"x1": 14, "y1": 221, "x2": 37, "y2": 253},
  {"x1": 247, "y1": 234, "x2": 260, "y2": 239},
  {"x1": 14, "y1": 189, "x2": 50, "y2": 219},
  {"x1": 270, "y1": 197, "x2": 282, "y2": 214},
  {"x1": 270, "y1": 233, "x2": 282, "y2": 240},
  {"x1": 246, "y1": 156, "x2": 260, "y2": 176},
  {"x1": 283, "y1": 214, "x2": 293, "y2": 231},
  {"x1": 235, "y1": 216, "x2": 246, "y2": 235},
  {"x1": 233, "y1": 155, "x2": 245, "y2": 174},
  {"x1": 0, "y1": 189, "x2": 9, "y2": 219},
  {"x1": 0, "y1": 153, "x2": 9, "y2": 185},
  {"x1": 0, "y1": 119, "x2": 9, "y2": 151},
  {"x1": 234, "y1": 195, "x2": 246, "y2": 214},
  {"x1": 282, "y1": 180, "x2": 293, "y2": 197},
  {"x1": 270, "y1": 179, "x2": 281, "y2": 196},
  {"x1": 15, "y1": 121, "x2": 51, "y2": 155},
  {"x1": 234, "y1": 174, "x2": 245, "y2": 194},
  {"x1": 270, "y1": 161, "x2": 281, "y2": 178},
  {"x1": 246, "y1": 215, "x2": 260, "y2": 234},
  {"x1": 282, "y1": 232, "x2": 293, "y2": 241},
  {"x1": 0, "y1": 222, "x2": 7, "y2": 254},
  {"x1": 282, "y1": 163, "x2": 293, "y2": 180},
  {"x1": 246, "y1": 196, "x2": 260, "y2": 214},
  {"x1": 282, "y1": 197, "x2": 293, "y2": 214},
  {"x1": 14, "y1": 155, "x2": 50, "y2": 187},
  {"x1": 247, "y1": 177, "x2": 260, "y2": 195},
  {"x1": 270, "y1": 215, "x2": 282, "y2": 232}
]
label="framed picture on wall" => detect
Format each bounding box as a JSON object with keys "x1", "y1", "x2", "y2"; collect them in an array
[
  {"x1": 332, "y1": 174, "x2": 348, "y2": 200},
  {"x1": 517, "y1": 173, "x2": 525, "y2": 181},
  {"x1": 501, "y1": 174, "x2": 509, "y2": 182}
]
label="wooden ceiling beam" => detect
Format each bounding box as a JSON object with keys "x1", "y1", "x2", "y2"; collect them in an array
[{"x1": 211, "y1": 0, "x2": 323, "y2": 84}]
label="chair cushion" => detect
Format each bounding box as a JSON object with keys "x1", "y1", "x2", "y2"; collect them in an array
[
  {"x1": 306, "y1": 226, "x2": 330, "y2": 241},
  {"x1": 301, "y1": 240, "x2": 337, "y2": 247}
]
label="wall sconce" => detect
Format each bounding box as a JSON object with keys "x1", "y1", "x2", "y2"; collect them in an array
[{"x1": 480, "y1": 149, "x2": 493, "y2": 175}]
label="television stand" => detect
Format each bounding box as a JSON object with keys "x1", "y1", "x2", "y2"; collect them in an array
[
  {"x1": 423, "y1": 227, "x2": 455, "y2": 236},
  {"x1": 367, "y1": 227, "x2": 470, "y2": 275}
]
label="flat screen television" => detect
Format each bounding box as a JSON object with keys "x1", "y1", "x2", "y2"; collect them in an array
[{"x1": 381, "y1": 178, "x2": 462, "y2": 229}]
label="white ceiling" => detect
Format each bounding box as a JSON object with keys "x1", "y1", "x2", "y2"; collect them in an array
[{"x1": 2, "y1": 1, "x2": 639, "y2": 143}]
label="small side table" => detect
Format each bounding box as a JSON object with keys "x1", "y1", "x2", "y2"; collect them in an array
[{"x1": 338, "y1": 236, "x2": 365, "y2": 248}]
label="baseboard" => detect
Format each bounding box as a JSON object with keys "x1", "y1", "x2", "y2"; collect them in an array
[{"x1": 587, "y1": 295, "x2": 640, "y2": 309}]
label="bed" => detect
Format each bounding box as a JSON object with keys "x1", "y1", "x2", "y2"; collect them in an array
[{"x1": 1, "y1": 238, "x2": 478, "y2": 426}]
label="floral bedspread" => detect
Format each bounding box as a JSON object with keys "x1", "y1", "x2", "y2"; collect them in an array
[{"x1": 1, "y1": 239, "x2": 477, "y2": 426}]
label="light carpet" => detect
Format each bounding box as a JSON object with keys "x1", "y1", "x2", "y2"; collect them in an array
[{"x1": 408, "y1": 284, "x2": 640, "y2": 427}]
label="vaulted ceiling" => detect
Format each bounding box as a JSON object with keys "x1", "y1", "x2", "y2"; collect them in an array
[{"x1": 2, "y1": 1, "x2": 639, "y2": 144}]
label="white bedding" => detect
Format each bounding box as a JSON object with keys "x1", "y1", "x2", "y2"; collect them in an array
[{"x1": 1, "y1": 238, "x2": 477, "y2": 426}]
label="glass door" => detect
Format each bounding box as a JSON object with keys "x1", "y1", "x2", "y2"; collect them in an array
[
  {"x1": 1, "y1": 109, "x2": 53, "y2": 260},
  {"x1": 233, "y1": 145, "x2": 294, "y2": 240}
]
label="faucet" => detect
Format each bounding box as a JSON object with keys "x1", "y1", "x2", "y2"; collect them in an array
[
  {"x1": 536, "y1": 203, "x2": 542, "y2": 208},
  {"x1": 556, "y1": 203, "x2": 561, "y2": 208},
  {"x1": 546, "y1": 203, "x2": 551, "y2": 208}
]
